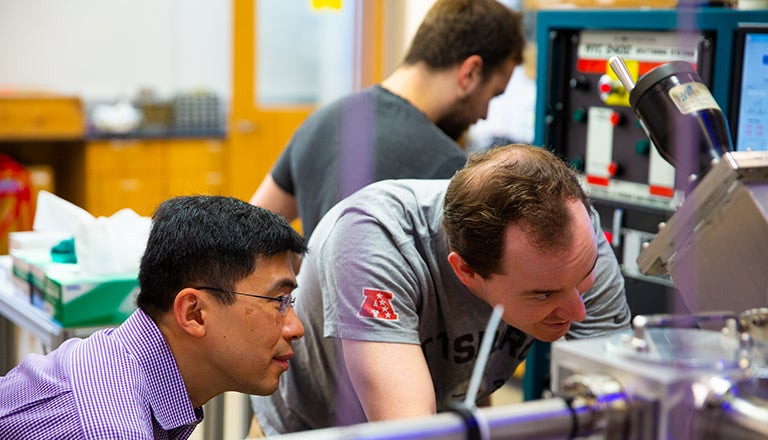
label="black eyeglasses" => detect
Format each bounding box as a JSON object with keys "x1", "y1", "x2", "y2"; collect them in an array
[{"x1": 194, "y1": 286, "x2": 295, "y2": 315}]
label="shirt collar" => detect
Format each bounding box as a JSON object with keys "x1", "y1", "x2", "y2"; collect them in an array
[{"x1": 114, "y1": 309, "x2": 204, "y2": 430}]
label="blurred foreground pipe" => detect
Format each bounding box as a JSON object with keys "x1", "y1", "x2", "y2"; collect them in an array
[{"x1": 271, "y1": 393, "x2": 626, "y2": 440}]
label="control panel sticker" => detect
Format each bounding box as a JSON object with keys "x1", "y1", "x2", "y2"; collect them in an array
[
  {"x1": 577, "y1": 30, "x2": 699, "y2": 66},
  {"x1": 668, "y1": 82, "x2": 721, "y2": 115}
]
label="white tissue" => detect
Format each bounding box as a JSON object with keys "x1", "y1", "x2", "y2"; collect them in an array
[{"x1": 33, "y1": 191, "x2": 151, "y2": 275}]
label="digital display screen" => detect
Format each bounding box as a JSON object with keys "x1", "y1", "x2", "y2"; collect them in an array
[{"x1": 733, "y1": 27, "x2": 768, "y2": 151}]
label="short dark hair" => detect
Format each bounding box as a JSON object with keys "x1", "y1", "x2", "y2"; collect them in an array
[
  {"x1": 403, "y1": 0, "x2": 525, "y2": 78},
  {"x1": 442, "y1": 144, "x2": 590, "y2": 277},
  {"x1": 137, "y1": 195, "x2": 307, "y2": 318}
]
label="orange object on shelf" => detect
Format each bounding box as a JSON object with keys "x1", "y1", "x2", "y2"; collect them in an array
[{"x1": 0, "y1": 154, "x2": 34, "y2": 254}]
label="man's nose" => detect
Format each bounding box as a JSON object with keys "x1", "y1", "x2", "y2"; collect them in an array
[
  {"x1": 559, "y1": 288, "x2": 587, "y2": 323},
  {"x1": 284, "y1": 307, "x2": 305, "y2": 340},
  {"x1": 480, "y1": 106, "x2": 490, "y2": 121}
]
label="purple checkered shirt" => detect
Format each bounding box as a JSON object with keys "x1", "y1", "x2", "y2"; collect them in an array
[{"x1": 0, "y1": 308, "x2": 204, "y2": 439}]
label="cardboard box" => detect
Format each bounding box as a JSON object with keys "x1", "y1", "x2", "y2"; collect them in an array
[{"x1": 42, "y1": 268, "x2": 138, "y2": 328}]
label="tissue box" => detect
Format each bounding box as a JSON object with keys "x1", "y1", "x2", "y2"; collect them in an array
[
  {"x1": 11, "y1": 244, "x2": 139, "y2": 327},
  {"x1": 42, "y1": 268, "x2": 139, "y2": 328},
  {"x1": 20, "y1": 190, "x2": 148, "y2": 327}
]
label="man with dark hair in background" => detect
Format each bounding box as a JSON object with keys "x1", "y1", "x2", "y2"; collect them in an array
[{"x1": 250, "y1": 0, "x2": 526, "y2": 240}]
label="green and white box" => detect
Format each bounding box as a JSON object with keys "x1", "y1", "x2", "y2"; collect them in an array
[{"x1": 42, "y1": 268, "x2": 139, "y2": 328}]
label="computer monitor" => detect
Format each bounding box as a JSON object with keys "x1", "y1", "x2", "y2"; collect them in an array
[{"x1": 731, "y1": 24, "x2": 768, "y2": 152}]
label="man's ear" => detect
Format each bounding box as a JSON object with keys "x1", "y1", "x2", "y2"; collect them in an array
[
  {"x1": 173, "y1": 288, "x2": 207, "y2": 338},
  {"x1": 447, "y1": 251, "x2": 481, "y2": 288},
  {"x1": 457, "y1": 55, "x2": 484, "y2": 96}
]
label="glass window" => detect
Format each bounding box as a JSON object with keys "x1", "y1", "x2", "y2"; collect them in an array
[{"x1": 256, "y1": 1, "x2": 356, "y2": 106}]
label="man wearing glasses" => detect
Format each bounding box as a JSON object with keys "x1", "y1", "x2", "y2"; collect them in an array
[{"x1": 0, "y1": 195, "x2": 307, "y2": 439}]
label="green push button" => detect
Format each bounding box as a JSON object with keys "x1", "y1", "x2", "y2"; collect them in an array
[
  {"x1": 635, "y1": 139, "x2": 651, "y2": 155},
  {"x1": 572, "y1": 108, "x2": 586, "y2": 123}
]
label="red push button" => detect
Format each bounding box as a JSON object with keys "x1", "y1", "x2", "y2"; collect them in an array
[{"x1": 607, "y1": 161, "x2": 619, "y2": 177}]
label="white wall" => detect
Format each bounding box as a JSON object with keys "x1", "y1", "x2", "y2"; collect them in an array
[{"x1": 0, "y1": 0, "x2": 230, "y2": 102}]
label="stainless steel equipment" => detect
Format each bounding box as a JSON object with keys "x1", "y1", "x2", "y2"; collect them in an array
[
  {"x1": 621, "y1": 56, "x2": 768, "y2": 314},
  {"x1": 636, "y1": 150, "x2": 768, "y2": 313},
  {"x1": 548, "y1": 58, "x2": 768, "y2": 439},
  {"x1": 552, "y1": 310, "x2": 768, "y2": 439},
  {"x1": 273, "y1": 310, "x2": 767, "y2": 440}
]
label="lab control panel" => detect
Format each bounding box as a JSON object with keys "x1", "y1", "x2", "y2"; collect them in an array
[
  {"x1": 567, "y1": 29, "x2": 709, "y2": 211},
  {"x1": 534, "y1": 9, "x2": 768, "y2": 313}
]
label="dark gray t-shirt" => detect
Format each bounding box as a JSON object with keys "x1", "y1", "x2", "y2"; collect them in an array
[
  {"x1": 270, "y1": 85, "x2": 468, "y2": 239},
  {"x1": 251, "y1": 179, "x2": 631, "y2": 434}
]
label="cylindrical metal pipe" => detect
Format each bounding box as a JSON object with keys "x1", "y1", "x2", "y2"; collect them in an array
[
  {"x1": 270, "y1": 396, "x2": 616, "y2": 440},
  {"x1": 482, "y1": 398, "x2": 585, "y2": 439}
]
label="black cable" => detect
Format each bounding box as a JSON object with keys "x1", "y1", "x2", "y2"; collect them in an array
[{"x1": 447, "y1": 403, "x2": 483, "y2": 440}]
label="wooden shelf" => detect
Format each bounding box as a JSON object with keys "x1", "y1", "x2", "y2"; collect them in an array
[{"x1": 0, "y1": 94, "x2": 85, "y2": 141}]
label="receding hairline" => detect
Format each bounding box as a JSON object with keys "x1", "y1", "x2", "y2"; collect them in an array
[
  {"x1": 460, "y1": 144, "x2": 538, "y2": 186},
  {"x1": 461, "y1": 144, "x2": 587, "y2": 249}
]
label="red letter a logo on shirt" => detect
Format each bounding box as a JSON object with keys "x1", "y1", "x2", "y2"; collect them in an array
[{"x1": 359, "y1": 288, "x2": 399, "y2": 320}]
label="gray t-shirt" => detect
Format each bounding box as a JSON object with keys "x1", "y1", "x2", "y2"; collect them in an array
[
  {"x1": 251, "y1": 179, "x2": 630, "y2": 434},
  {"x1": 270, "y1": 85, "x2": 468, "y2": 239}
]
